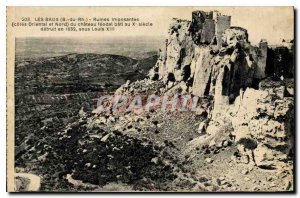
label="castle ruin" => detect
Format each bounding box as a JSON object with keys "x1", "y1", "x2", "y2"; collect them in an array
[{"x1": 150, "y1": 10, "x2": 294, "y2": 100}]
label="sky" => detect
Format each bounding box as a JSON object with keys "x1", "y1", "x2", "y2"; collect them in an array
[{"x1": 8, "y1": 7, "x2": 294, "y2": 45}]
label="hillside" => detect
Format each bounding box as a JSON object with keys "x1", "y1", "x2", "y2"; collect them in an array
[{"x1": 15, "y1": 53, "x2": 158, "y2": 95}]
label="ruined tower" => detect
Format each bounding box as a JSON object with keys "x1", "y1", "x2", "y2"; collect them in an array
[
  {"x1": 215, "y1": 15, "x2": 231, "y2": 49},
  {"x1": 190, "y1": 11, "x2": 215, "y2": 44},
  {"x1": 254, "y1": 39, "x2": 268, "y2": 79},
  {"x1": 200, "y1": 18, "x2": 215, "y2": 44}
]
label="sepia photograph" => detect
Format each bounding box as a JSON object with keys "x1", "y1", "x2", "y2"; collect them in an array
[{"x1": 6, "y1": 6, "x2": 295, "y2": 192}]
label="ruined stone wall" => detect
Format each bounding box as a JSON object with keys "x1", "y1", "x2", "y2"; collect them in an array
[
  {"x1": 190, "y1": 11, "x2": 214, "y2": 44},
  {"x1": 265, "y1": 40, "x2": 294, "y2": 78},
  {"x1": 216, "y1": 15, "x2": 231, "y2": 49},
  {"x1": 254, "y1": 40, "x2": 268, "y2": 79},
  {"x1": 200, "y1": 19, "x2": 215, "y2": 44},
  {"x1": 274, "y1": 46, "x2": 294, "y2": 78}
]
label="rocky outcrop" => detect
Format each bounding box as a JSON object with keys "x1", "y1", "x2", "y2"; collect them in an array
[
  {"x1": 230, "y1": 81, "x2": 294, "y2": 168},
  {"x1": 159, "y1": 18, "x2": 194, "y2": 82},
  {"x1": 148, "y1": 10, "x2": 294, "y2": 171},
  {"x1": 93, "y1": 9, "x2": 294, "y2": 190},
  {"x1": 147, "y1": 9, "x2": 294, "y2": 106},
  {"x1": 14, "y1": 173, "x2": 41, "y2": 191},
  {"x1": 191, "y1": 46, "x2": 214, "y2": 96},
  {"x1": 149, "y1": 12, "x2": 269, "y2": 106},
  {"x1": 209, "y1": 27, "x2": 255, "y2": 105}
]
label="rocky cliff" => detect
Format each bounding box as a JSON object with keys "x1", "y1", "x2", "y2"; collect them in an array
[
  {"x1": 149, "y1": 15, "x2": 270, "y2": 105},
  {"x1": 92, "y1": 10, "x2": 294, "y2": 191},
  {"x1": 146, "y1": 10, "x2": 295, "y2": 170}
]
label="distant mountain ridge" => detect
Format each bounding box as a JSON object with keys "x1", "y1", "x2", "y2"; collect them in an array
[
  {"x1": 15, "y1": 53, "x2": 158, "y2": 95},
  {"x1": 15, "y1": 36, "x2": 164, "y2": 61}
]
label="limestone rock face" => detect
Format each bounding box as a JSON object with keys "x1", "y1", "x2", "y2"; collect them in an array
[
  {"x1": 231, "y1": 86, "x2": 294, "y2": 168},
  {"x1": 222, "y1": 27, "x2": 248, "y2": 48},
  {"x1": 155, "y1": 17, "x2": 259, "y2": 102},
  {"x1": 156, "y1": 19, "x2": 194, "y2": 82},
  {"x1": 205, "y1": 27, "x2": 254, "y2": 105},
  {"x1": 191, "y1": 46, "x2": 214, "y2": 97},
  {"x1": 146, "y1": 10, "x2": 294, "y2": 170}
]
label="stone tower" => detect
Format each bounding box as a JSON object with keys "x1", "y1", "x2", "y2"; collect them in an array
[
  {"x1": 190, "y1": 11, "x2": 215, "y2": 44},
  {"x1": 254, "y1": 39, "x2": 268, "y2": 79},
  {"x1": 200, "y1": 18, "x2": 215, "y2": 44},
  {"x1": 215, "y1": 15, "x2": 231, "y2": 49}
]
